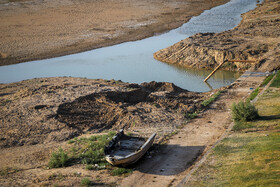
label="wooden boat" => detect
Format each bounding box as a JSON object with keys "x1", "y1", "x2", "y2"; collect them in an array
[{"x1": 104, "y1": 129, "x2": 156, "y2": 166}]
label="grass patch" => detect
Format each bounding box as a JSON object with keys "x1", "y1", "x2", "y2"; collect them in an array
[
  {"x1": 49, "y1": 132, "x2": 116, "y2": 169},
  {"x1": 270, "y1": 71, "x2": 280, "y2": 87},
  {"x1": 232, "y1": 121, "x2": 257, "y2": 131},
  {"x1": 185, "y1": 112, "x2": 198, "y2": 120},
  {"x1": 188, "y1": 132, "x2": 280, "y2": 186},
  {"x1": 186, "y1": 86, "x2": 280, "y2": 186},
  {"x1": 81, "y1": 177, "x2": 92, "y2": 186},
  {"x1": 201, "y1": 91, "x2": 221, "y2": 107},
  {"x1": 247, "y1": 87, "x2": 259, "y2": 101},
  {"x1": 48, "y1": 148, "x2": 69, "y2": 168},
  {"x1": 69, "y1": 132, "x2": 115, "y2": 166},
  {"x1": 261, "y1": 74, "x2": 274, "y2": 87},
  {"x1": 111, "y1": 167, "x2": 133, "y2": 176},
  {"x1": 49, "y1": 131, "x2": 136, "y2": 178}
]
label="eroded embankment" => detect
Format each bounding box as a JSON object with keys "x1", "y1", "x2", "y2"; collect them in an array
[
  {"x1": 154, "y1": 0, "x2": 280, "y2": 72},
  {"x1": 0, "y1": 78, "x2": 205, "y2": 148}
]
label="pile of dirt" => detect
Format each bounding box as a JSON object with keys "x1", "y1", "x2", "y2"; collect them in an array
[
  {"x1": 154, "y1": 0, "x2": 280, "y2": 72},
  {"x1": 56, "y1": 81, "x2": 203, "y2": 132},
  {"x1": 0, "y1": 78, "x2": 205, "y2": 148}
]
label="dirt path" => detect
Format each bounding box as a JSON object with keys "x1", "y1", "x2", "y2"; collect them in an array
[
  {"x1": 120, "y1": 74, "x2": 266, "y2": 187},
  {"x1": 0, "y1": 0, "x2": 228, "y2": 66}
]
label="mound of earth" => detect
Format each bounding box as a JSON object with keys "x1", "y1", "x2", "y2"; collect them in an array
[
  {"x1": 0, "y1": 78, "x2": 205, "y2": 148},
  {"x1": 154, "y1": 0, "x2": 280, "y2": 72},
  {"x1": 56, "y1": 81, "x2": 202, "y2": 132}
]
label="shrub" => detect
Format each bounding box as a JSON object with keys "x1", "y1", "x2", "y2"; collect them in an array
[
  {"x1": 185, "y1": 112, "x2": 198, "y2": 120},
  {"x1": 231, "y1": 101, "x2": 259, "y2": 122},
  {"x1": 201, "y1": 91, "x2": 221, "y2": 107},
  {"x1": 81, "y1": 177, "x2": 92, "y2": 186},
  {"x1": 48, "y1": 148, "x2": 69, "y2": 168},
  {"x1": 111, "y1": 167, "x2": 133, "y2": 176}
]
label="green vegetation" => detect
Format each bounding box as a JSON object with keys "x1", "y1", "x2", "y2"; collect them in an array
[
  {"x1": 68, "y1": 131, "x2": 115, "y2": 166},
  {"x1": 231, "y1": 100, "x2": 259, "y2": 123},
  {"x1": 247, "y1": 87, "x2": 259, "y2": 101},
  {"x1": 185, "y1": 112, "x2": 198, "y2": 120},
  {"x1": 201, "y1": 91, "x2": 221, "y2": 107},
  {"x1": 206, "y1": 133, "x2": 280, "y2": 186},
  {"x1": 48, "y1": 148, "x2": 69, "y2": 168},
  {"x1": 187, "y1": 82, "x2": 280, "y2": 186},
  {"x1": 261, "y1": 74, "x2": 274, "y2": 86},
  {"x1": 48, "y1": 132, "x2": 134, "y2": 177},
  {"x1": 111, "y1": 167, "x2": 133, "y2": 176},
  {"x1": 81, "y1": 177, "x2": 92, "y2": 186},
  {"x1": 270, "y1": 71, "x2": 280, "y2": 87}
]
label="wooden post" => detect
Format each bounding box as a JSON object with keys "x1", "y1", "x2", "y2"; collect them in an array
[
  {"x1": 204, "y1": 61, "x2": 226, "y2": 82},
  {"x1": 227, "y1": 60, "x2": 256, "y2": 63},
  {"x1": 203, "y1": 59, "x2": 257, "y2": 82}
]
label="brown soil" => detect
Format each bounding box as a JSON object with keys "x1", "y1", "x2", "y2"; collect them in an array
[
  {"x1": 154, "y1": 0, "x2": 280, "y2": 72},
  {"x1": 0, "y1": 0, "x2": 228, "y2": 66},
  {"x1": 1, "y1": 0, "x2": 279, "y2": 186},
  {"x1": 0, "y1": 78, "x2": 205, "y2": 149},
  {"x1": 0, "y1": 77, "x2": 207, "y2": 186}
]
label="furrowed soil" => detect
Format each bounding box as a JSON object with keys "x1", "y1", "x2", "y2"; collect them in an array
[
  {"x1": 0, "y1": 0, "x2": 228, "y2": 66},
  {"x1": 154, "y1": 0, "x2": 280, "y2": 72}
]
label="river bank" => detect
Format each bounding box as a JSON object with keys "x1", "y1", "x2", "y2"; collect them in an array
[
  {"x1": 1, "y1": 0, "x2": 279, "y2": 186},
  {"x1": 154, "y1": 0, "x2": 280, "y2": 73},
  {"x1": 0, "y1": 0, "x2": 228, "y2": 66}
]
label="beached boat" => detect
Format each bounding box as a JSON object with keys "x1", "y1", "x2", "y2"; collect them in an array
[{"x1": 104, "y1": 129, "x2": 156, "y2": 166}]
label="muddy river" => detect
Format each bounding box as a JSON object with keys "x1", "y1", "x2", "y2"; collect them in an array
[{"x1": 0, "y1": 0, "x2": 261, "y2": 92}]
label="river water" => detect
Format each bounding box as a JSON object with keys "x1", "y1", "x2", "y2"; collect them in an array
[{"x1": 0, "y1": 0, "x2": 261, "y2": 92}]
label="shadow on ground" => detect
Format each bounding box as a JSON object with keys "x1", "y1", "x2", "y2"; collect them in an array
[
  {"x1": 128, "y1": 144, "x2": 205, "y2": 176},
  {"x1": 260, "y1": 115, "x2": 280, "y2": 121}
]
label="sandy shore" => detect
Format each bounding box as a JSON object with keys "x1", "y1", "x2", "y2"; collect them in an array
[{"x1": 0, "y1": 0, "x2": 228, "y2": 66}]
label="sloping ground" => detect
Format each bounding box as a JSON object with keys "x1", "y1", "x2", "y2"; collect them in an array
[
  {"x1": 0, "y1": 78, "x2": 204, "y2": 149},
  {"x1": 154, "y1": 0, "x2": 280, "y2": 72},
  {"x1": 184, "y1": 73, "x2": 280, "y2": 186},
  {"x1": 0, "y1": 78, "x2": 207, "y2": 186},
  {"x1": 119, "y1": 71, "x2": 268, "y2": 187}
]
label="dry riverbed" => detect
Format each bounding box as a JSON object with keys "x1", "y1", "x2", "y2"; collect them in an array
[{"x1": 0, "y1": 0, "x2": 228, "y2": 66}]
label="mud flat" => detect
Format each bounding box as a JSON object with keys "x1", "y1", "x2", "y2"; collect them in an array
[
  {"x1": 0, "y1": 0, "x2": 228, "y2": 66},
  {"x1": 154, "y1": 0, "x2": 280, "y2": 72}
]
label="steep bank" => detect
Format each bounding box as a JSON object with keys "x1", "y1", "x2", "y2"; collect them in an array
[
  {"x1": 154, "y1": 0, "x2": 280, "y2": 72},
  {"x1": 0, "y1": 0, "x2": 228, "y2": 66}
]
